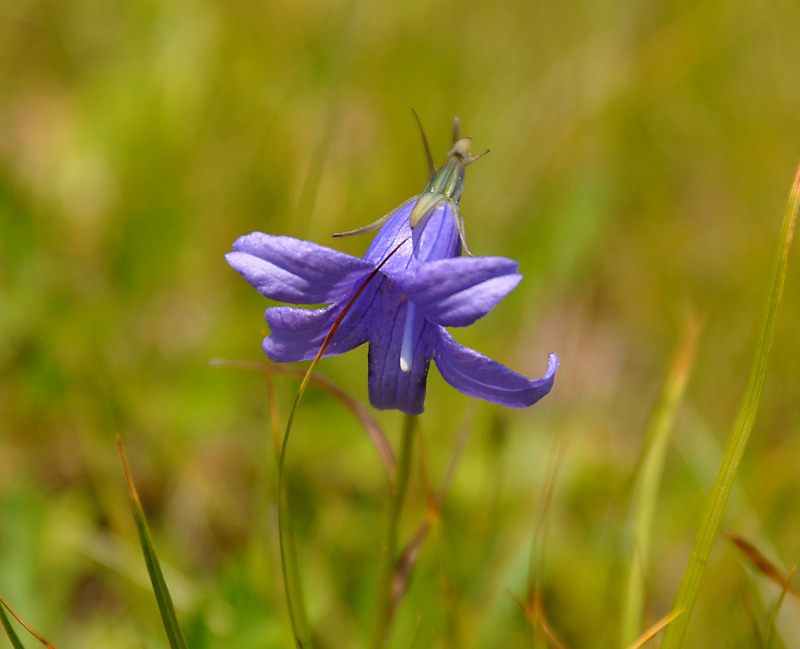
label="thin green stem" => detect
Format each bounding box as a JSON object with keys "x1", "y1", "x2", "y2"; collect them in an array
[
  {"x1": 371, "y1": 412, "x2": 416, "y2": 649},
  {"x1": 277, "y1": 391, "x2": 313, "y2": 649},
  {"x1": 621, "y1": 320, "x2": 699, "y2": 645},
  {"x1": 276, "y1": 239, "x2": 410, "y2": 648}
]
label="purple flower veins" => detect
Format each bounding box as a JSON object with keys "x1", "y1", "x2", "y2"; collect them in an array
[{"x1": 226, "y1": 123, "x2": 558, "y2": 415}]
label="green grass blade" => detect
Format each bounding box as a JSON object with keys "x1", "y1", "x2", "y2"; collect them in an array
[
  {"x1": 0, "y1": 596, "x2": 59, "y2": 649},
  {"x1": 117, "y1": 438, "x2": 189, "y2": 649},
  {"x1": 621, "y1": 320, "x2": 699, "y2": 644},
  {"x1": 0, "y1": 601, "x2": 26, "y2": 649},
  {"x1": 660, "y1": 164, "x2": 800, "y2": 649},
  {"x1": 765, "y1": 566, "x2": 795, "y2": 649}
]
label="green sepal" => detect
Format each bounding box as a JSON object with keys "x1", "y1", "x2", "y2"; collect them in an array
[{"x1": 408, "y1": 193, "x2": 446, "y2": 228}]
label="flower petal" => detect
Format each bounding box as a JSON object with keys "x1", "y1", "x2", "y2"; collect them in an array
[
  {"x1": 361, "y1": 198, "x2": 461, "y2": 272},
  {"x1": 363, "y1": 198, "x2": 416, "y2": 268},
  {"x1": 263, "y1": 305, "x2": 334, "y2": 361},
  {"x1": 366, "y1": 295, "x2": 435, "y2": 415},
  {"x1": 392, "y1": 256, "x2": 521, "y2": 326},
  {"x1": 410, "y1": 200, "x2": 461, "y2": 263},
  {"x1": 433, "y1": 328, "x2": 558, "y2": 408},
  {"x1": 227, "y1": 232, "x2": 374, "y2": 304},
  {"x1": 263, "y1": 272, "x2": 386, "y2": 361}
]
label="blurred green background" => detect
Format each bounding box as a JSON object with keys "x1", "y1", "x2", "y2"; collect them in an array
[{"x1": 1, "y1": 0, "x2": 799, "y2": 647}]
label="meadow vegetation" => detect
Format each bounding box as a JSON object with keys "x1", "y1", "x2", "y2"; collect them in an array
[{"x1": 1, "y1": 1, "x2": 799, "y2": 647}]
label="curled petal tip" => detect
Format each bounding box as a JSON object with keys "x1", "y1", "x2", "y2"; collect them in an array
[
  {"x1": 534, "y1": 353, "x2": 559, "y2": 399},
  {"x1": 546, "y1": 353, "x2": 559, "y2": 377}
]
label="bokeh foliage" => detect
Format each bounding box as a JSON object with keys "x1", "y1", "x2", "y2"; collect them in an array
[{"x1": 1, "y1": 0, "x2": 799, "y2": 647}]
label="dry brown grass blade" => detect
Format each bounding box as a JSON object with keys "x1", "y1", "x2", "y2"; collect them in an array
[
  {"x1": 626, "y1": 608, "x2": 683, "y2": 649},
  {"x1": 507, "y1": 590, "x2": 569, "y2": 649},
  {"x1": 390, "y1": 520, "x2": 431, "y2": 609},
  {"x1": 728, "y1": 534, "x2": 798, "y2": 596},
  {"x1": 0, "y1": 596, "x2": 60, "y2": 649},
  {"x1": 535, "y1": 606, "x2": 569, "y2": 649}
]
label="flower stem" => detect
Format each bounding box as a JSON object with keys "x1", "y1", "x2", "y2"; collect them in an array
[
  {"x1": 277, "y1": 391, "x2": 313, "y2": 649},
  {"x1": 371, "y1": 412, "x2": 416, "y2": 649},
  {"x1": 276, "y1": 239, "x2": 410, "y2": 648}
]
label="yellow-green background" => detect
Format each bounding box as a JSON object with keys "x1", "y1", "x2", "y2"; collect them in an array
[{"x1": 1, "y1": 0, "x2": 799, "y2": 647}]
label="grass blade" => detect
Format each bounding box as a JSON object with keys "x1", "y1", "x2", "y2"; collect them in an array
[
  {"x1": 621, "y1": 319, "x2": 700, "y2": 644},
  {"x1": 507, "y1": 589, "x2": 569, "y2": 649},
  {"x1": 660, "y1": 164, "x2": 800, "y2": 649},
  {"x1": 728, "y1": 535, "x2": 797, "y2": 596},
  {"x1": 0, "y1": 599, "x2": 27, "y2": 649},
  {"x1": 624, "y1": 608, "x2": 683, "y2": 649},
  {"x1": 765, "y1": 567, "x2": 796, "y2": 649},
  {"x1": 0, "y1": 596, "x2": 58, "y2": 649},
  {"x1": 117, "y1": 437, "x2": 189, "y2": 649}
]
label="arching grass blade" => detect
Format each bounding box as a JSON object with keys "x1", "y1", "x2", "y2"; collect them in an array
[
  {"x1": 660, "y1": 165, "x2": 800, "y2": 648},
  {"x1": 117, "y1": 437, "x2": 189, "y2": 649}
]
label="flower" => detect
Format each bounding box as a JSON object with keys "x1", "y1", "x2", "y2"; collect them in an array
[{"x1": 226, "y1": 126, "x2": 558, "y2": 415}]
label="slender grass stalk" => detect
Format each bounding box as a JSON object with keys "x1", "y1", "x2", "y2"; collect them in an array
[
  {"x1": 508, "y1": 589, "x2": 568, "y2": 649},
  {"x1": 739, "y1": 579, "x2": 767, "y2": 648},
  {"x1": 621, "y1": 320, "x2": 699, "y2": 644},
  {"x1": 209, "y1": 358, "x2": 396, "y2": 480},
  {"x1": 0, "y1": 599, "x2": 27, "y2": 649},
  {"x1": 276, "y1": 239, "x2": 409, "y2": 648},
  {"x1": 624, "y1": 608, "x2": 683, "y2": 649},
  {"x1": 370, "y1": 412, "x2": 416, "y2": 649},
  {"x1": 660, "y1": 164, "x2": 800, "y2": 649},
  {"x1": 117, "y1": 438, "x2": 189, "y2": 649},
  {"x1": 764, "y1": 567, "x2": 795, "y2": 649},
  {"x1": 526, "y1": 437, "x2": 567, "y2": 649}
]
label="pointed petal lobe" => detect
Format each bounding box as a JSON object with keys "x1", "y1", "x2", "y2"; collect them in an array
[
  {"x1": 433, "y1": 328, "x2": 558, "y2": 408},
  {"x1": 410, "y1": 201, "x2": 461, "y2": 263},
  {"x1": 263, "y1": 271, "x2": 386, "y2": 361},
  {"x1": 392, "y1": 256, "x2": 521, "y2": 326},
  {"x1": 227, "y1": 232, "x2": 374, "y2": 304}
]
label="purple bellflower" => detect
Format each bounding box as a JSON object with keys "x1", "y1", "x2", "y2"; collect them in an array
[{"x1": 227, "y1": 121, "x2": 558, "y2": 415}]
